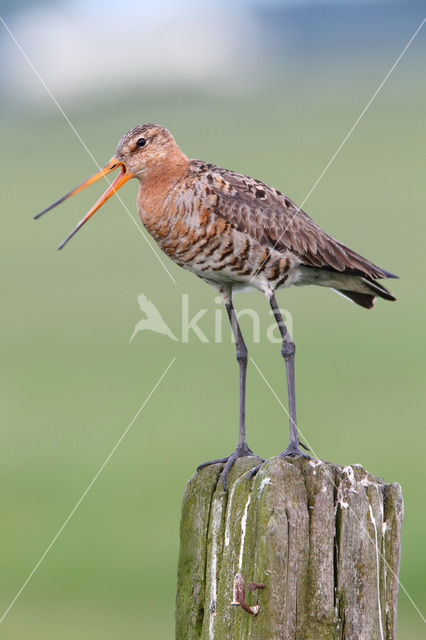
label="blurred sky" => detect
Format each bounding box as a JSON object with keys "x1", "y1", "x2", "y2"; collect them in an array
[{"x1": 1, "y1": 0, "x2": 424, "y2": 107}]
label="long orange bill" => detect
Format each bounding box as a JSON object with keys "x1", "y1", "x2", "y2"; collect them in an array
[{"x1": 34, "y1": 158, "x2": 134, "y2": 250}]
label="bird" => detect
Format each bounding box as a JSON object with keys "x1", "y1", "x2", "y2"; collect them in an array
[
  {"x1": 129, "y1": 293, "x2": 178, "y2": 343},
  {"x1": 35, "y1": 123, "x2": 397, "y2": 488}
]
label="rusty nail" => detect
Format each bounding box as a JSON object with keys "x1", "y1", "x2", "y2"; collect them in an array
[
  {"x1": 248, "y1": 581, "x2": 265, "y2": 591},
  {"x1": 231, "y1": 573, "x2": 261, "y2": 616}
]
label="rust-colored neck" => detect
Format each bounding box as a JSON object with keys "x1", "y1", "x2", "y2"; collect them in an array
[
  {"x1": 136, "y1": 144, "x2": 189, "y2": 228},
  {"x1": 139, "y1": 145, "x2": 189, "y2": 195}
]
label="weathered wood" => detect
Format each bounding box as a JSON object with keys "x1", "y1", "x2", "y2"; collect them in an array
[{"x1": 175, "y1": 456, "x2": 403, "y2": 640}]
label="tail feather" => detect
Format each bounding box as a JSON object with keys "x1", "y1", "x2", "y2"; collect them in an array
[
  {"x1": 298, "y1": 265, "x2": 397, "y2": 309},
  {"x1": 336, "y1": 277, "x2": 396, "y2": 309},
  {"x1": 359, "y1": 277, "x2": 396, "y2": 302},
  {"x1": 335, "y1": 290, "x2": 375, "y2": 309}
]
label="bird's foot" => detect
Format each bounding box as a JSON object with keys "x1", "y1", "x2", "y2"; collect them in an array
[
  {"x1": 279, "y1": 440, "x2": 311, "y2": 459},
  {"x1": 197, "y1": 444, "x2": 263, "y2": 490},
  {"x1": 243, "y1": 439, "x2": 311, "y2": 481}
]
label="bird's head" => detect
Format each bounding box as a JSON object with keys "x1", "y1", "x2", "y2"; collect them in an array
[
  {"x1": 114, "y1": 123, "x2": 185, "y2": 178},
  {"x1": 34, "y1": 123, "x2": 186, "y2": 249}
]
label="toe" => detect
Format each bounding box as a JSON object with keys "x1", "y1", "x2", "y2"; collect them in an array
[
  {"x1": 247, "y1": 463, "x2": 264, "y2": 480},
  {"x1": 197, "y1": 456, "x2": 229, "y2": 471},
  {"x1": 221, "y1": 453, "x2": 239, "y2": 489}
]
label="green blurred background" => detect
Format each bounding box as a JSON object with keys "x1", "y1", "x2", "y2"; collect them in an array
[{"x1": 1, "y1": 1, "x2": 425, "y2": 637}]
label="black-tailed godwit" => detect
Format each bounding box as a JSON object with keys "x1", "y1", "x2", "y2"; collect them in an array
[{"x1": 35, "y1": 124, "x2": 397, "y2": 487}]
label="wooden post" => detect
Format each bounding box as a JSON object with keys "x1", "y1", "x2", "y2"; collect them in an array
[{"x1": 175, "y1": 456, "x2": 403, "y2": 640}]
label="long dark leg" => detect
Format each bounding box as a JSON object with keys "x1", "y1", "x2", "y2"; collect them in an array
[
  {"x1": 198, "y1": 286, "x2": 262, "y2": 487},
  {"x1": 224, "y1": 292, "x2": 251, "y2": 455},
  {"x1": 269, "y1": 293, "x2": 310, "y2": 458}
]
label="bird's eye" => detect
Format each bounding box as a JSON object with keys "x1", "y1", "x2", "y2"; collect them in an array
[{"x1": 136, "y1": 137, "x2": 147, "y2": 148}]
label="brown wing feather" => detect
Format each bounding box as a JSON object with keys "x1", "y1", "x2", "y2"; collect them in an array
[{"x1": 193, "y1": 161, "x2": 391, "y2": 281}]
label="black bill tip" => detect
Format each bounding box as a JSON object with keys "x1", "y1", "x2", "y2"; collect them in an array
[
  {"x1": 57, "y1": 218, "x2": 85, "y2": 250},
  {"x1": 34, "y1": 192, "x2": 72, "y2": 220}
]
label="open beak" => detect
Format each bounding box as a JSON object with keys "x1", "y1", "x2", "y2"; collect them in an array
[{"x1": 34, "y1": 158, "x2": 134, "y2": 249}]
